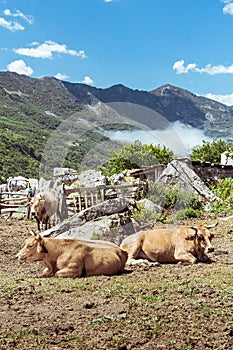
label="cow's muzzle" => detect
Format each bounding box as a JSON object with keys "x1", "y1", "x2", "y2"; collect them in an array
[{"x1": 206, "y1": 246, "x2": 214, "y2": 253}]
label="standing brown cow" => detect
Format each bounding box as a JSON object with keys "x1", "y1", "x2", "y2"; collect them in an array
[{"x1": 30, "y1": 191, "x2": 58, "y2": 231}]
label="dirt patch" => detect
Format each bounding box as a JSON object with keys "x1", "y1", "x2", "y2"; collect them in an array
[{"x1": 1, "y1": 215, "x2": 233, "y2": 349}]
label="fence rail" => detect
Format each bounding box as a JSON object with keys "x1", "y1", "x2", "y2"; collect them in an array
[
  {"x1": 0, "y1": 181, "x2": 147, "y2": 218},
  {"x1": 65, "y1": 182, "x2": 147, "y2": 214},
  {"x1": 0, "y1": 192, "x2": 29, "y2": 216}
]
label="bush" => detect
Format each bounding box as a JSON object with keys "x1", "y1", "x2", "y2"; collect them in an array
[
  {"x1": 190, "y1": 139, "x2": 233, "y2": 163},
  {"x1": 147, "y1": 182, "x2": 204, "y2": 211},
  {"x1": 100, "y1": 140, "x2": 174, "y2": 176},
  {"x1": 134, "y1": 181, "x2": 204, "y2": 224},
  {"x1": 209, "y1": 178, "x2": 233, "y2": 214},
  {"x1": 175, "y1": 208, "x2": 201, "y2": 220}
]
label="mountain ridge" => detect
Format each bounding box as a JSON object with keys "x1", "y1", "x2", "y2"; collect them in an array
[{"x1": 0, "y1": 71, "x2": 232, "y2": 180}]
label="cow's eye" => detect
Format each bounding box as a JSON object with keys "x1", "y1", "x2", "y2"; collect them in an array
[
  {"x1": 210, "y1": 234, "x2": 215, "y2": 239},
  {"x1": 27, "y1": 245, "x2": 34, "y2": 249}
]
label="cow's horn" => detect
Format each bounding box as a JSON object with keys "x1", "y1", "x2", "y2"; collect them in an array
[
  {"x1": 207, "y1": 222, "x2": 218, "y2": 229},
  {"x1": 26, "y1": 227, "x2": 37, "y2": 236}
]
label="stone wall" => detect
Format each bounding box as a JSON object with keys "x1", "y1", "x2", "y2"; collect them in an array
[
  {"x1": 130, "y1": 159, "x2": 233, "y2": 183},
  {"x1": 192, "y1": 160, "x2": 233, "y2": 183}
]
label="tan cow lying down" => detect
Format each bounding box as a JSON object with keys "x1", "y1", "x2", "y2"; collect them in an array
[
  {"x1": 16, "y1": 231, "x2": 128, "y2": 278},
  {"x1": 120, "y1": 224, "x2": 217, "y2": 265}
]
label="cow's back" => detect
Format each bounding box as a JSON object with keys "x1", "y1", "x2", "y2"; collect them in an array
[
  {"x1": 42, "y1": 191, "x2": 58, "y2": 216},
  {"x1": 83, "y1": 244, "x2": 128, "y2": 276},
  {"x1": 140, "y1": 229, "x2": 178, "y2": 263},
  {"x1": 121, "y1": 228, "x2": 184, "y2": 263}
]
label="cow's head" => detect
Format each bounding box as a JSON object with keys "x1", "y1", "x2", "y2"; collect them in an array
[
  {"x1": 186, "y1": 223, "x2": 217, "y2": 260},
  {"x1": 30, "y1": 194, "x2": 45, "y2": 217},
  {"x1": 16, "y1": 230, "x2": 47, "y2": 262},
  {"x1": 195, "y1": 223, "x2": 217, "y2": 253}
]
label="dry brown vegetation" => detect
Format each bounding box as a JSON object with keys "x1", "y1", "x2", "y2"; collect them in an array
[{"x1": 1, "y1": 215, "x2": 233, "y2": 349}]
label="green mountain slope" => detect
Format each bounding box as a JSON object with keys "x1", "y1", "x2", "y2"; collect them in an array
[
  {"x1": 0, "y1": 73, "x2": 111, "y2": 181},
  {"x1": 0, "y1": 71, "x2": 232, "y2": 182}
]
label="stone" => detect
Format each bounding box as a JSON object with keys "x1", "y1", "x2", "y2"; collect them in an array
[{"x1": 157, "y1": 159, "x2": 220, "y2": 203}]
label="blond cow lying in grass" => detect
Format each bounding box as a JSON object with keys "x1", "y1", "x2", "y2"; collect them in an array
[
  {"x1": 17, "y1": 231, "x2": 128, "y2": 278},
  {"x1": 120, "y1": 224, "x2": 217, "y2": 265}
]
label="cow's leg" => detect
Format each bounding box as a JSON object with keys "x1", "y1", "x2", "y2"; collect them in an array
[
  {"x1": 35, "y1": 217, "x2": 41, "y2": 231},
  {"x1": 126, "y1": 246, "x2": 142, "y2": 265},
  {"x1": 174, "y1": 250, "x2": 197, "y2": 264},
  {"x1": 127, "y1": 243, "x2": 142, "y2": 260},
  {"x1": 55, "y1": 264, "x2": 83, "y2": 278},
  {"x1": 44, "y1": 217, "x2": 49, "y2": 230},
  {"x1": 39, "y1": 266, "x2": 54, "y2": 278}
]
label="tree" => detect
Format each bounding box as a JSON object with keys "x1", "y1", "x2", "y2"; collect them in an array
[
  {"x1": 190, "y1": 139, "x2": 233, "y2": 163},
  {"x1": 100, "y1": 140, "x2": 174, "y2": 175}
]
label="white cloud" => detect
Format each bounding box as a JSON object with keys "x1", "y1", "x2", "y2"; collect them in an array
[
  {"x1": 173, "y1": 59, "x2": 233, "y2": 75},
  {"x1": 54, "y1": 72, "x2": 69, "y2": 80},
  {"x1": 204, "y1": 92, "x2": 233, "y2": 106},
  {"x1": 0, "y1": 17, "x2": 24, "y2": 31},
  {"x1": 172, "y1": 60, "x2": 197, "y2": 74},
  {"x1": 3, "y1": 9, "x2": 34, "y2": 24},
  {"x1": 80, "y1": 76, "x2": 94, "y2": 85},
  {"x1": 14, "y1": 40, "x2": 87, "y2": 59},
  {"x1": 104, "y1": 121, "x2": 211, "y2": 156},
  {"x1": 7, "y1": 59, "x2": 33, "y2": 76},
  {"x1": 222, "y1": 1, "x2": 233, "y2": 14},
  {"x1": 104, "y1": 0, "x2": 113, "y2": 2}
]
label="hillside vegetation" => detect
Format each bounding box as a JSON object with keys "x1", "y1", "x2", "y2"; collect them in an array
[
  {"x1": 0, "y1": 74, "x2": 114, "y2": 181},
  {"x1": 0, "y1": 71, "x2": 233, "y2": 182}
]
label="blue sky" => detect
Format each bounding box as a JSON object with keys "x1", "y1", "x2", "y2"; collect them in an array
[{"x1": 1, "y1": 0, "x2": 233, "y2": 105}]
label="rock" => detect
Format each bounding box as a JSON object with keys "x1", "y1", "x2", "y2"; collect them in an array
[
  {"x1": 42, "y1": 197, "x2": 138, "y2": 244},
  {"x1": 137, "y1": 198, "x2": 162, "y2": 213},
  {"x1": 110, "y1": 173, "x2": 125, "y2": 185},
  {"x1": 78, "y1": 170, "x2": 107, "y2": 187},
  {"x1": 157, "y1": 159, "x2": 221, "y2": 203},
  {"x1": 53, "y1": 167, "x2": 79, "y2": 185}
]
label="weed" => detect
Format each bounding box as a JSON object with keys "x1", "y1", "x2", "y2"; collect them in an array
[{"x1": 87, "y1": 313, "x2": 127, "y2": 325}]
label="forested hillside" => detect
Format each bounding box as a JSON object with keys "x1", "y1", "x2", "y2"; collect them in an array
[
  {"x1": 0, "y1": 73, "x2": 111, "y2": 181},
  {"x1": 0, "y1": 71, "x2": 233, "y2": 182}
]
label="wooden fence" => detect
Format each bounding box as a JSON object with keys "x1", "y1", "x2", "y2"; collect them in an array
[
  {"x1": 0, "y1": 181, "x2": 147, "y2": 218},
  {"x1": 0, "y1": 192, "x2": 29, "y2": 218},
  {"x1": 64, "y1": 182, "x2": 147, "y2": 215}
]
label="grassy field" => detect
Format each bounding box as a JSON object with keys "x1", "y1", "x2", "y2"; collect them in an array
[{"x1": 0, "y1": 216, "x2": 233, "y2": 349}]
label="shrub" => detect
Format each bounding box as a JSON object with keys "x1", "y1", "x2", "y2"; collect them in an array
[
  {"x1": 209, "y1": 178, "x2": 233, "y2": 214},
  {"x1": 175, "y1": 208, "x2": 201, "y2": 220},
  {"x1": 134, "y1": 181, "x2": 204, "y2": 224},
  {"x1": 190, "y1": 139, "x2": 233, "y2": 163},
  {"x1": 147, "y1": 182, "x2": 204, "y2": 211},
  {"x1": 100, "y1": 140, "x2": 174, "y2": 176}
]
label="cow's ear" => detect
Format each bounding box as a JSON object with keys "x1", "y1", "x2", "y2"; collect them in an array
[
  {"x1": 35, "y1": 234, "x2": 48, "y2": 254},
  {"x1": 186, "y1": 227, "x2": 197, "y2": 241},
  {"x1": 36, "y1": 236, "x2": 48, "y2": 254},
  {"x1": 35, "y1": 232, "x2": 42, "y2": 241}
]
